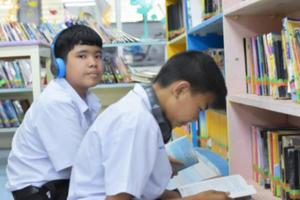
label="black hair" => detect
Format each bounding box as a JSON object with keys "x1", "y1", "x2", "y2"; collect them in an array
[
  {"x1": 54, "y1": 24, "x2": 103, "y2": 62},
  {"x1": 153, "y1": 51, "x2": 227, "y2": 109}
]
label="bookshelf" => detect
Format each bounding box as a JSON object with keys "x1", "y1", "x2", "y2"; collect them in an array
[
  {"x1": 223, "y1": 0, "x2": 300, "y2": 199},
  {"x1": 0, "y1": 41, "x2": 51, "y2": 148},
  {"x1": 165, "y1": 0, "x2": 228, "y2": 161},
  {"x1": 0, "y1": 41, "x2": 51, "y2": 100}
]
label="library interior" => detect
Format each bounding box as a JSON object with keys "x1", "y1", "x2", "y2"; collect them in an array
[{"x1": 0, "y1": 0, "x2": 300, "y2": 200}]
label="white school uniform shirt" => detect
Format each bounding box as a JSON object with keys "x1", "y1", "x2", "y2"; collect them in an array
[
  {"x1": 67, "y1": 84, "x2": 172, "y2": 200},
  {"x1": 6, "y1": 78, "x2": 100, "y2": 191}
]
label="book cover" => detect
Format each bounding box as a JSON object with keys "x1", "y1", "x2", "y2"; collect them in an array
[{"x1": 166, "y1": 136, "x2": 199, "y2": 172}]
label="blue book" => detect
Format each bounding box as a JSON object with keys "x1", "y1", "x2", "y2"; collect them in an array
[
  {"x1": 166, "y1": 136, "x2": 199, "y2": 172},
  {"x1": 2, "y1": 100, "x2": 20, "y2": 127}
]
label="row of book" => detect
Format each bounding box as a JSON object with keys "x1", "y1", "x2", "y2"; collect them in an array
[
  {"x1": 0, "y1": 19, "x2": 140, "y2": 44},
  {"x1": 197, "y1": 110, "x2": 228, "y2": 159},
  {"x1": 167, "y1": 0, "x2": 185, "y2": 41},
  {"x1": 244, "y1": 33, "x2": 288, "y2": 98},
  {"x1": 0, "y1": 99, "x2": 30, "y2": 128},
  {"x1": 251, "y1": 126, "x2": 300, "y2": 200},
  {"x1": 244, "y1": 17, "x2": 300, "y2": 103},
  {"x1": 0, "y1": 59, "x2": 32, "y2": 89},
  {"x1": 174, "y1": 109, "x2": 228, "y2": 160},
  {"x1": 186, "y1": 0, "x2": 223, "y2": 29},
  {"x1": 101, "y1": 56, "x2": 132, "y2": 84},
  {"x1": 0, "y1": 56, "x2": 159, "y2": 89}
]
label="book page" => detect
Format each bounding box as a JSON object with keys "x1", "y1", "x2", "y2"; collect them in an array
[
  {"x1": 167, "y1": 153, "x2": 221, "y2": 190},
  {"x1": 178, "y1": 175, "x2": 256, "y2": 198}
]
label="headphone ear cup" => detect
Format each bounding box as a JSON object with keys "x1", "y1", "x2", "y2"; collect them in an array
[{"x1": 55, "y1": 58, "x2": 66, "y2": 78}]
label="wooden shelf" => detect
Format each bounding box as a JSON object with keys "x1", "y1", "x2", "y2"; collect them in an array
[
  {"x1": 103, "y1": 40, "x2": 166, "y2": 48},
  {"x1": 188, "y1": 14, "x2": 223, "y2": 36},
  {"x1": 247, "y1": 179, "x2": 280, "y2": 200},
  {"x1": 0, "y1": 127, "x2": 17, "y2": 135},
  {"x1": 93, "y1": 83, "x2": 135, "y2": 89},
  {"x1": 167, "y1": 33, "x2": 186, "y2": 46},
  {"x1": 224, "y1": 0, "x2": 300, "y2": 16},
  {"x1": 228, "y1": 94, "x2": 300, "y2": 117},
  {"x1": 0, "y1": 40, "x2": 165, "y2": 49},
  {"x1": 0, "y1": 88, "x2": 32, "y2": 94}
]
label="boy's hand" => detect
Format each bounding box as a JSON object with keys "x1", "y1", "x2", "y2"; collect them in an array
[
  {"x1": 168, "y1": 156, "x2": 184, "y2": 177},
  {"x1": 191, "y1": 190, "x2": 233, "y2": 200}
]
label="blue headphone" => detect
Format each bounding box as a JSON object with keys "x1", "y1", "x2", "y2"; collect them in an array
[
  {"x1": 50, "y1": 32, "x2": 66, "y2": 78},
  {"x1": 143, "y1": 85, "x2": 172, "y2": 144}
]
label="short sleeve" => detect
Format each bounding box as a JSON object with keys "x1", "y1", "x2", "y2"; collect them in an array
[
  {"x1": 102, "y1": 112, "x2": 160, "y2": 198},
  {"x1": 35, "y1": 100, "x2": 84, "y2": 171}
]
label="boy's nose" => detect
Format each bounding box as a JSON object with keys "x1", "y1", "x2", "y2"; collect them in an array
[{"x1": 88, "y1": 56, "x2": 97, "y2": 66}]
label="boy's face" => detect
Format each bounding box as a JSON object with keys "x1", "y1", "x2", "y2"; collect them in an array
[
  {"x1": 164, "y1": 81, "x2": 215, "y2": 128},
  {"x1": 65, "y1": 44, "x2": 103, "y2": 95}
]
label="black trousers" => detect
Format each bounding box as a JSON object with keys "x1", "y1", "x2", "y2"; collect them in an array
[{"x1": 12, "y1": 180, "x2": 69, "y2": 200}]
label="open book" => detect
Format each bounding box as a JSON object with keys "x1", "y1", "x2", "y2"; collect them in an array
[{"x1": 178, "y1": 175, "x2": 256, "y2": 199}]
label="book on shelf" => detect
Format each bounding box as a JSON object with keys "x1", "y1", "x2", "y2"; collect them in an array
[
  {"x1": 243, "y1": 32, "x2": 289, "y2": 99},
  {"x1": 0, "y1": 20, "x2": 139, "y2": 45},
  {"x1": 167, "y1": 0, "x2": 185, "y2": 41},
  {"x1": 282, "y1": 17, "x2": 300, "y2": 103},
  {"x1": 0, "y1": 59, "x2": 32, "y2": 89},
  {"x1": 251, "y1": 126, "x2": 300, "y2": 199},
  {"x1": 128, "y1": 66, "x2": 160, "y2": 83},
  {"x1": 0, "y1": 18, "x2": 140, "y2": 43},
  {"x1": 101, "y1": 55, "x2": 132, "y2": 84},
  {"x1": 0, "y1": 99, "x2": 30, "y2": 128},
  {"x1": 243, "y1": 17, "x2": 300, "y2": 103}
]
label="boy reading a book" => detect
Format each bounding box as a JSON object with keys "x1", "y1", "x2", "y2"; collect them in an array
[
  {"x1": 6, "y1": 24, "x2": 104, "y2": 200},
  {"x1": 67, "y1": 51, "x2": 231, "y2": 200}
]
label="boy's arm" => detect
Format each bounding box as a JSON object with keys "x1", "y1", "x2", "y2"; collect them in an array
[
  {"x1": 159, "y1": 190, "x2": 233, "y2": 200},
  {"x1": 106, "y1": 193, "x2": 133, "y2": 200}
]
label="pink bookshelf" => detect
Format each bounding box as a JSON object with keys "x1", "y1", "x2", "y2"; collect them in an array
[{"x1": 223, "y1": 0, "x2": 300, "y2": 199}]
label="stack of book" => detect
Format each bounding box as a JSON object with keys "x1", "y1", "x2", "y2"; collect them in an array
[{"x1": 129, "y1": 66, "x2": 161, "y2": 83}]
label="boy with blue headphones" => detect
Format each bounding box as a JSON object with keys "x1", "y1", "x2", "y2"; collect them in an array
[
  {"x1": 6, "y1": 24, "x2": 104, "y2": 200},
  {"x1": 67, "y1": 51, "x2": 231, "y2": 200}
]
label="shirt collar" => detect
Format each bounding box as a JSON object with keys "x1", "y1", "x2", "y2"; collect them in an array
[
  {"x1": 132, "y1": 83, "x2": 151, "y2": 110},
  {"x1": 56, "y1": 78, "x2": 100, "y2": 114}
]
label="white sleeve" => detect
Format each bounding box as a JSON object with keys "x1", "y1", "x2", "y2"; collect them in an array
[
  {"x1": 34, "y1": 100, "x2": 84, "y2": 171},
  {"x1": 102, "y1": 112, "x2": 160, "y2": 198}
]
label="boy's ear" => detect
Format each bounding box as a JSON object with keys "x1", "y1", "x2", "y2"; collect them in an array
[{"x1": 172, "y1": 81, "x2": 190, "y2": 99}]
